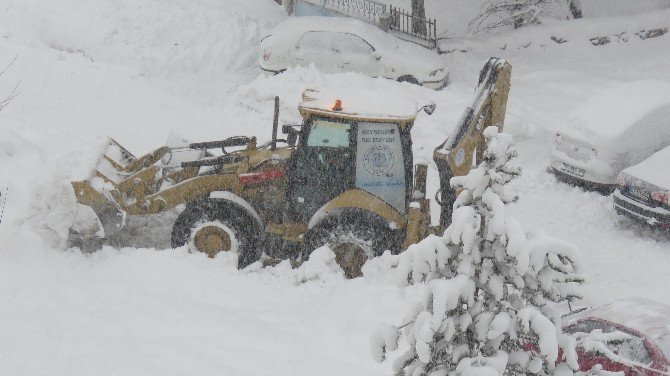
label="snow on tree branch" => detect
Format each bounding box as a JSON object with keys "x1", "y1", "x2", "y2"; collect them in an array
[
  {"x1": 0, "y1": 55, "x2": 21, "y2": 112},
  {"x1": 469, "y1": 0, "x2": 568, "y2": 35}
]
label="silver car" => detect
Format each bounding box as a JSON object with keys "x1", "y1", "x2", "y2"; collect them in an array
[
  {"x1": 614, "y1": 145, "x2": 670, "y2": 228},
  {"x1": 259, "y1": 17, "x2": 449, "y2": 89},
  {"x1": 550, "y1": 80, "x2": 670, "y2": 192}
]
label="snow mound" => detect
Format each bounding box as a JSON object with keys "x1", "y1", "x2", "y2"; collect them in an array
[
  {"x1": 2, "y1": 0, "x2": 286, "y2": 79},
  {"x1": 249, "y1": 246, "x2": 346, "y2": 284}
]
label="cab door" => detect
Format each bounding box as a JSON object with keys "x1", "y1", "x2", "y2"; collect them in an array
[
  {"x1": 285, "y1": 117, "x2": 356, "y2": 222},
  {"x1": 355, "y1": 122, "x2": 408, "y2": 215}
]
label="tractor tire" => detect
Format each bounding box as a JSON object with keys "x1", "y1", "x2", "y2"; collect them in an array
[
  {"x1": 305, "y1": 209, "x2": 399, "y2": 279},
  {"x1": 171, "y1": 199, "x2": 262, "y2": 269}
]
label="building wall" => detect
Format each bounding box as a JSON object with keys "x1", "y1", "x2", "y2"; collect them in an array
[{"x1": 294, "y1": 0, "x2": 345, "y2": 17}]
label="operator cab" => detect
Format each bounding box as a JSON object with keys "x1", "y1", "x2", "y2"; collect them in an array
[{"x1": 285, "y1": 90, "x2": 434, "y2": 224}]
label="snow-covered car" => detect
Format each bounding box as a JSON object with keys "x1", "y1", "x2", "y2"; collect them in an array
[
  {"x1": 259, "y1": 17, "x2": 449, "y2": 90},
  {"x1": 614, "y1": 145, "x2": 670, "y2": 228},
  {"x1": 550, "y1": 80, "x2": 670, "y2": 191},
  {"x1": 563, "y1": 298, "x2": 670, "y2": 375}
]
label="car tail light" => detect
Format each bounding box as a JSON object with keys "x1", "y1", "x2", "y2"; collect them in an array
[
  {"x1": 617, "y1": 176, "x2": 628, "y2": 188},
  {"x1": 651, "y1": 190, "x2": 670, "y2": 211},
  {"x1": 651, "y1": 191, "x2": 670, "y2": 207}
]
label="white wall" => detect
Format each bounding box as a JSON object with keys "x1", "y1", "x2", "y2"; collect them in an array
[{"x1": 580, "y1": 0, "x2": 670, "y2": 18}]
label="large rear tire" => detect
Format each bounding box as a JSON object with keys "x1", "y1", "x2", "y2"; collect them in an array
[
  {"x1": 305, "y1": 209, "x2": 399, "y2": 278},
  {"x1": 171, "y1": 199, "x2": 262, "y2": 268}
]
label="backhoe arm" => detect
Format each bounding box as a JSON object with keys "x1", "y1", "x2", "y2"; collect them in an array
[{"x1": 433, "y1": 58, "x2": 512, "y2": 227}]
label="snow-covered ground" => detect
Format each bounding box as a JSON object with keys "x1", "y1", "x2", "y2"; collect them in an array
[{"x1": 1, "y1": 0, "x2": 669, "y2": 375}]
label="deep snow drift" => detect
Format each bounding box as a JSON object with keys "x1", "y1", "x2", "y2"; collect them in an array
[{"x1": 1, "y1": 0, "x2": 670, "y2": 375}]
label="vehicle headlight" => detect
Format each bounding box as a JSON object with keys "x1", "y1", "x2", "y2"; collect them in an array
[{"x1": 430, "y1": 68, "x2": 444, "y2": 77}]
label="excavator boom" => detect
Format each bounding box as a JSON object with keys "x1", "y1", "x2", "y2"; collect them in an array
[{"x1": 433, "y1": 58, "x2": 512, "y2": 227}]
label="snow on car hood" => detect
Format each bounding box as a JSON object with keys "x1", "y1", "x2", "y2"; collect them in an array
[
  {"x1": 565, "y1": 298, "x2": 670, "y2": 361},
  {"x1": 262, "y1": 17, "x2": 446, "y2": 77},
  {"x1": 560, "y1": 80, "x2": 670, "y2": 150},
  {"x1": 622, "y1": 145, "x2": 670, "y2": 189}
]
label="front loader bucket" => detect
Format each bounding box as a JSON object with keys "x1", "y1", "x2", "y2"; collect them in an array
[
  {"x1": 70, "y1": 138, "x2": 134, "y2": 237},
  {"x1": 71, "y1": 180, "x2": 126, "y2": 237}
]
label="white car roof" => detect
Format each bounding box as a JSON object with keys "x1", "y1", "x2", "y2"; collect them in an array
[
  {"x1": 562, "y1": 80, "x2": 670, "y2": 144},
  {"x1": 262, "y1": 16, "x2": 444, "y2": 73},
  {"x1": 565, "y1": 297, "x2": 670, "y2": 360},
  {"x1": 298, "y1": 89, "x2": 431, "y2": 122},
  {"x1": 623, "y1": 144, "x2": 670, "y2": 189},
  {"x1": 266, "y1": 16, "x2": 390, "y2": 42}
]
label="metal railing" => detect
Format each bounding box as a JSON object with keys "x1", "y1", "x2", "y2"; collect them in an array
[
  {"x1": 322, "y1": 0, "x2": 387, "y2": 24},
  {"x1": 389, "y1": 5, "x2": 437, "y2": 43}
]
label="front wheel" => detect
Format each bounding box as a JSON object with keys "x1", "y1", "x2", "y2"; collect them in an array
[
  {"x1": 171, "y1": 200, "x2": 262, "y2": 268},
  {"x1": 305, "y1": 209, "x2": 399, "y2": 278}
]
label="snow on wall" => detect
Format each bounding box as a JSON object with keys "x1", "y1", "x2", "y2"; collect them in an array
[
  {"x1": 581, "y1": 0, "x2": 670, "y2": 18},
  {"x1": 379, "y1": 0, "x2": 670, "y2": 38}
]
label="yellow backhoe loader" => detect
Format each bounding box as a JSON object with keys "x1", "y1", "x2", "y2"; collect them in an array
[{"x1": 69, "y1": 58, "x2": 511, "y2": 278}]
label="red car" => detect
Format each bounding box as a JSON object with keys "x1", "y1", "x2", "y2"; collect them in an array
[{"x1": 563, "y1": 298, "x2": 670, "y2": 375}]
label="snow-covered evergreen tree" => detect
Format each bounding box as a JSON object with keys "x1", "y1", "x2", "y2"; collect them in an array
[{"x1": 371, "y1": 127, "x2": 606, "y2": 376}]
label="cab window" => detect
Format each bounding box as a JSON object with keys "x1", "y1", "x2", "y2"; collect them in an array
[{"x1": 307, "y1": 119, "x2": 352, "y2": 148}]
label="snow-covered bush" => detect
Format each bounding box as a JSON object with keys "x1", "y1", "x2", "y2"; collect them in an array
[
  {"x1": 371, "y1": 127, "x2": 609, "y2": 376},
  {"x1": 469, "y1": 0, "x2": 572, "y2": 34}
]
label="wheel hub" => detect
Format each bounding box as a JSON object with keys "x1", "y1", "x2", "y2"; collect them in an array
[
  {"x1": 332, "y1": 242, "x2": 369, "y2": 279},
  {"x1": 192, "y1": 225, "x2": 232, "y2": 258}
]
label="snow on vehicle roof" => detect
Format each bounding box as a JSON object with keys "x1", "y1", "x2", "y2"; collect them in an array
[
  {"x1": 265, "y1": 16, "x2": 394, "y2": 44},
  {"x1": 564, "y1": 80, "x2": 670, "y2": 142},
  {"x1": 566, "y1": 298, "x2": 670, "y2": 359},
  {"x1": 262, "y1": 16, "x2": 444, "y2": 72},
  {"x1": 623, "y1": 145, "x2": 670, "y2": 189},
  {"x1": 298, "y1": 89, "x2": 431, "y2": 121}
]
